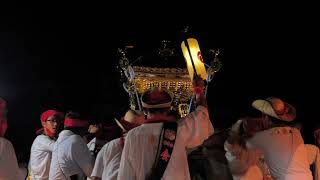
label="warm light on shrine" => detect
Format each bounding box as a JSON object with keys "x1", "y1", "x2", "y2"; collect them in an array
[{"x1": 181, "y1": 38, "x2": 207, "y2": 81}]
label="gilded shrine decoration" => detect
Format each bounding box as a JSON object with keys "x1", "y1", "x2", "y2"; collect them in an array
[
  {"x1": 118, "y1": 37, "x2": 221, "y2": 118},
  {"x1": 132, "y1": 66, "x2": 192, "y2": 117}
]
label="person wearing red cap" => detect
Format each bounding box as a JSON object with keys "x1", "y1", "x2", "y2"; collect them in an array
[
  {"x1": 49, "y1": 111, "x2": 94, "y2": 180},
  {"x1": 118, "y1": 76, "x2": 214, "y2": 180},
  {"x1": 29, "y1": 109, "x2": 63, "y2": 180},
  {"x1": 0, "y1": 97, "x2": 26, "y2": 180},
  {"x1": 90, "y1": 110, "x2": 144, "y2": 180}
]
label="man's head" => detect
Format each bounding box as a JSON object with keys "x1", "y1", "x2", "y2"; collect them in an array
[
  {"x1": 141, "y1": 88, "x2": 173, "y2": 117},
  {"x1": 40, "y1": 110, "x2": 64, "y2": 138},
  {"x1": 239, "y1": 97, "x2": 296, "y2": 136},
  {"x1": 64, "y1": 111, "x2": 89, "y2": 136},
  {"x1": 95, "y1": 123, "x2": 122, "y2": 151}
]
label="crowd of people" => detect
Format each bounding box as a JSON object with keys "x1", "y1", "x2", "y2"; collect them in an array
[{"x1": 1, "y1": 76, "x2": 320, "y2": 180}]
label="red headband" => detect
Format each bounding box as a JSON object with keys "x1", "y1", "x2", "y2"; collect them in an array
[
  {"x1": 41, "y1": 110, "x2": 62, "y2": 122},
  {"x1": 64, "y1": 118, "x2": 88, "y2": 127}
]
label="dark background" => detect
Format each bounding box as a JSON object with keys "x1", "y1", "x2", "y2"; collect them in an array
[{"x1": 1, "y1": 2, "x2": 319, "y2": 163}]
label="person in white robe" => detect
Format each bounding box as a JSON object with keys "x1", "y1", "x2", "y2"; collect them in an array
[
  {"x1": 86, "y1": 124, "x2": 101, "y2": 155},
  {"x1": 91, "y1": 110, "x2": 144, "y2": 180},
  {"x1": 29, "y1": 109, "x2": 63, "y2": 180},
  {"x1": 225, "y1": 97, "x2": 313, "y2": 180},
  {"x1": 118, "y1": 76, "x2": 214, "y2": 180},
  {"x1": 87, "y1": 123, "x2": 123, "y2": 158},
  {"x1": 91, "y1": 138, "x2": 123, "y2": 180},
  {"x1": 49, "y1": 111, "x2": 94, "y2": 180},
  {"x1": 0, "y1": 96, "x2": 26, "y2": 180}
]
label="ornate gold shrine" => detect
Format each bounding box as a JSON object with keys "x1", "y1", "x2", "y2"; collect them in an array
[
  {"x1": 118, "y1": 40, "x2": 221, "y2": 118},
  {"x1": 132, "y1": 66, "x2": 192, "y2": 117}
]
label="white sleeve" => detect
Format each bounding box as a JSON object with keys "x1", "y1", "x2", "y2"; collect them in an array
[
  {"x1": 305, "y1": 144, "x2": 318, "y2": 164},
  {"x1": 91, "y1": 145, "x2": 105, "y2": 178},
  {"x1": 101, "y1": 139, "x2": 122, "y2": 180},
  {"x1": 179, "y1": 106, "x2": 214, "y2": 149},
  {"x1": 305, "y1": 144, "x2": 320, "y2": 180},
  {"x1": 118, "y1": 136, "x2": 135, "y2": 180},
  {"x1": 39, "y1": 135, "x2": 55, "y2": 151},
  {"x1": 72, "y1": 136, "x2": 94, "y2": 178}
]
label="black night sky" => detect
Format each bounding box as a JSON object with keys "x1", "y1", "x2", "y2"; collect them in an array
[{"x1": 1, "y1": 2, "x2": 319, "y2": 162}]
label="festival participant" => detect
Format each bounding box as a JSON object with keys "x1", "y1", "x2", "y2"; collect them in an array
[
  {"x1": 29, "y1": 109, "x2": 63, "y2": 180},
  {"x1": 118, "y1": 76, "x2": 214, "y2": 180},
  {"x1": 49, "y1": 111, "x2": 94, "y2": 180},
  {"x1": 225, "y1": 97, "x2": 313, "y2": 180},
  {"x1": 0, "y1": 97, "x2": 26, "y2": 180},
  {"x1": 91, "y1": 109, "x2": 143, "y2": 180}
]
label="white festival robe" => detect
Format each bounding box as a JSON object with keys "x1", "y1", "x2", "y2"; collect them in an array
[
  {"x1": 49, "y1": 130, "x2": 94, "y2": 180},
  {"x1": 29, "y1": 134, "x2": 55, "y2": 180},
  {"x1": 91, "y1": 138, "x2": 123, "y2": 180},
  {"x1": 0, "y1": 137, "x2": 25, "y2": 180},
  {"x1": 117, "y1": 106, "x2": 214, "y2": 180}
]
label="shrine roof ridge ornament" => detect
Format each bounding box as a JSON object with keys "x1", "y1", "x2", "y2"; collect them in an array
[{"x1": 132, "y1": 66, "x2": 190, "y2": 79}]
